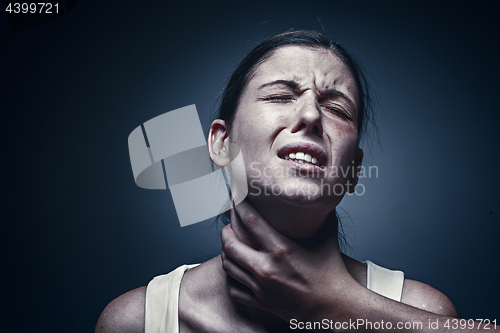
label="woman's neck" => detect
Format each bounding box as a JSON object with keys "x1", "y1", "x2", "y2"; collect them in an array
[
  {"x1": 240, "y1": 196, "x2": 338, "y2": 239},
  {"x1": 217, "y1": 221, "x2": 365, "y2": 332},
  {"x1": 221, "y1": 199, "x2": 352, "y2": 331},
  {"x1": 180, "y1": 203, "x2": 366, "y2": 333}
]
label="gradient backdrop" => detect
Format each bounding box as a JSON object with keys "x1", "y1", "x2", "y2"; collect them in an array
[{"x1": 2, "y1": 0, "x2": 499, "y2": 331}]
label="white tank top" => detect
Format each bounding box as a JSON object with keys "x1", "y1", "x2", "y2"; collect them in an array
[{"x1": 145, "y1": 261, "x2": 404, "y2": 332}]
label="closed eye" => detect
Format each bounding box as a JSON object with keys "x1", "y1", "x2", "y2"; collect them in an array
[
  {"x1": 321, "y1": 104, "x2": 352, "y2": 120},
  {"x1": 260, "y1": 94, "x2": 295, "y2": 102}
]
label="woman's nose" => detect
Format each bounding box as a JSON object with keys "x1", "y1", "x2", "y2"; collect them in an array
[{"x1": 292, "y1": 93, "x2": 323, "y2": 137}]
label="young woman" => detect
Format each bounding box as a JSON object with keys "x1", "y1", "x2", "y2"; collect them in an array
[{"x1": 95, "y1": 30, "x2": 462, "y2": 333}]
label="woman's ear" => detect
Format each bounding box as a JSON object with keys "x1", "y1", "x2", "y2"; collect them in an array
[
  {"x1": 208, "y1": 119, "x2": 231, "y2": 167},
  {"x1": 348, "y1": 148, "x2": 364, "y2": 193}
]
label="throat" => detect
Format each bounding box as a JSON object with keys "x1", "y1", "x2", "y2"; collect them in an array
[{"x1": 245, "y1": 197, "x2": 334, "y2": 239}]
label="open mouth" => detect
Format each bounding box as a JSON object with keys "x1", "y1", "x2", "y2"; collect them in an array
[
  {"x1": 284, "y1": 152, "x2": 319, "y2": 165},
  {"x1": 277, "y1": 143, "x2": 327, "y2": 168}
]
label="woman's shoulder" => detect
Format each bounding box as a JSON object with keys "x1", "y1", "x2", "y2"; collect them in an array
[
  {"x1": 94, "y1": 286, "x2": 146, "y2": 333},
  {"x1": 401, "y1": 278, "x2": 458, "y2": 317},
  {"x1": 344, "y1": 256, "x2": 458, "y2": 317},
  {"x1": 94, "y1": 260, "x2": 221, "y2": 333}
]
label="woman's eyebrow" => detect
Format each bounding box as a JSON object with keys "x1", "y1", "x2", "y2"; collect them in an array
[
  {"x1": 258, "y1": 80, "x2": 300, "y2": 90},
  {"x1": 321, "y1": 89, "x2": 356, "y2": 108},
  {"x1": 258, "y1": 80, "x2": 356, "y2": 108}
]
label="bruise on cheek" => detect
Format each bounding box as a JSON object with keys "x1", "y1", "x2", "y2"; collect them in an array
[
  {"x1": 343, "y1": 123, "x2": 358, "y2": 135},
  {"x1": 327, "y1": 117, "x2": 358, "y2": 138}
]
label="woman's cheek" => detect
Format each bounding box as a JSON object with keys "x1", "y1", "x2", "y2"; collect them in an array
[{"x1": 328, "y1": 118, "x2": 358, "y2": 136}]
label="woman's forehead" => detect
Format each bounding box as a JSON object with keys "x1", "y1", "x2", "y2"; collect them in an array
[{"x1": 249, "y1": 45, "x2": 359, "y2": 102}]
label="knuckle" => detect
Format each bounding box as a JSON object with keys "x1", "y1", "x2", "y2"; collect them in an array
[
  {"x1": 272, "y1": 243, "x2": 290, "y2": 257},
  {"x1": 228, "y1": 288, "x2": 240, "y2": 302},
  {"x1": 256, "y1": 262, "x2": 276, "y2": 282},
  {"x1": 223, "y1": 239, "x2": 235, "y2": 254},
  {"x1": 244, "y1": 212, "x2": 259, "y2": 230}
]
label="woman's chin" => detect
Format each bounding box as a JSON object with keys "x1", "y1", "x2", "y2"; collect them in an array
[
  {"x1": 277, "y1": 190, "x2": 342, "y2": 211},
  {"x1": 247, "y1": 196, "x2": 336, "y2": 239},
  {"x1": 276, "y1": 223, "x2": 325, "y2": 239}
]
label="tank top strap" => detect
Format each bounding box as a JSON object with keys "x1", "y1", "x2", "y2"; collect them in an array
[
  {"x1": 145, "y1": 264, "x2": 200, "y2": 333},
  {"x1": 365, "y1": 260, "x2": 405, "y2": 301}
]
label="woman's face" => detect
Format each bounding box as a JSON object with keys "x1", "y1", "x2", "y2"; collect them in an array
[{"x1": 228, "y1": 45, "x2": 362, "y2": 215}]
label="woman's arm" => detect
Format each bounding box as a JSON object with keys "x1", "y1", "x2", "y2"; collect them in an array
[
  {"x1": 221, "y1": 200, "x2": 495, "y2": 332},
  {"x1": 94, "y1": 287, "x2": 146, "y2": 333},
  {"x1": 400, "y1": 278, "x2": 457, "y2": 317},
  {"x1": 323, "y1": 289, "x2": 497, "y2": 333}
]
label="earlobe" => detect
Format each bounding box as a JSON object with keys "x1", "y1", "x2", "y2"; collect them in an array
[
  {"x1": 208, "y1": 119, "x2": 231, "y2": 167},
  {"x1": 356, "y1": 148, "x2": 364, "y2": 167},
  {"x1": 348, "y1": 148, "x2": 364, "y2": 193}
]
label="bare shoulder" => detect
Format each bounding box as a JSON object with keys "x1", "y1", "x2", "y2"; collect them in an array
[
  {"x1": 95, "y1": 286, "x2": 147, "y2": 333},
  {"x1": 401, "y1": 279, "x2": 458, "y2": 317}
]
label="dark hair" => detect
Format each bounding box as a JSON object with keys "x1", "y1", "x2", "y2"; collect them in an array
[{"x1": 217, "y1": 29, "x2": 374, "y2": 141}]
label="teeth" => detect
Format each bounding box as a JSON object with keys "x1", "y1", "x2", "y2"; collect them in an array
[{"x1": 286, "y1": 151, "x2": 319, "y2": 165}]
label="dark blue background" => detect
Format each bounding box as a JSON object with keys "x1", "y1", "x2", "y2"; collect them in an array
[{"x1": 2, "y1": 0, "x2": 499, "y2": 331}]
